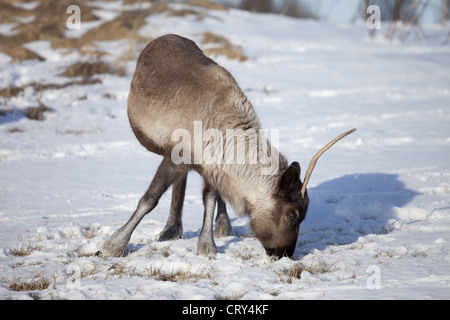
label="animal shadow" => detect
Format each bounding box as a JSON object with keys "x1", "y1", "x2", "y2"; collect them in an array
[{"x1": 296, "y1": 173, "x2": 418, "y2": 257}]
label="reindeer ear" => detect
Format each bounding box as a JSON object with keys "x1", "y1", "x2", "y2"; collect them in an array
[
  {"x1": 279, "y1": 162, "x2": 300, "y2": 195},
  {"x1": 290, "y1": 161, "x2": 300, "y2": 176}
]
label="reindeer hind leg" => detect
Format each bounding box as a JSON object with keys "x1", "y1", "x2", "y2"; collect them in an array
[
  {"x1": 214, "y1": 196, "x2": 232, "y2": 238},
  {"x1": 158, "y1": 173, "x2": 187, "y2": 241}
]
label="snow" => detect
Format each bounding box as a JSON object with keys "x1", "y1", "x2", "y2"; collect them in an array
[{"x1": 1, "y1": 3, "x2": 449, "y2": 300}]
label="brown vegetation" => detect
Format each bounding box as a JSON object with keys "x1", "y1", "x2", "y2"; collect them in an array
[
  {"x1": 9, "y1": 275, "x2": 50, "y2": 293},
  {"x1": 0, "y1": 0, "x2": 245, "y2": 68},
  {"x1": 0, "y1": 0, "x2": 248, "y2": 124},
  {"x1": 202, "y1": 31, "x2": 247, "y2": 61},
  {"x1": 4, "y1": 0, "x2": 99, "y2": 47},
  {"x1": 24, "y1": 103, "x2": 53, "y2": 121},
  {"x1": 1, "y1": 45, "x2": 44, "y2": 61},
  {"x1": 58, "y1": 61, "x2": 121, "y2": 78},
  {"x1": 0, "y1": 2, "x2": 34, "y2": 23},
  {"x1": 0, "y1": 79, "x2": 102, "y2": 100}
]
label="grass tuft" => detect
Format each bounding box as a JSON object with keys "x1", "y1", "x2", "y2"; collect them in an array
[
  {"x1": 202, "y1": 32, "x2": 247, "y2": 61},
  {"x1": 9, "y1": 241, "x2": 42, "y2": 257},
  {"x1": 24, "y1": 103, "x2": 53, "y2": 121},
  {"x1": 0, "y1": 45, "x2": 45, "y2": 62},
  {"x1": 144, "y1": 266, "x2": 211, "y2": 282},
  {"x1": 9, "y1": 275, "x2": 50, "y2": 293},
  {"x1": 279, "y1": 259, "x2": 335, "y2": 283},
  {"x1": 58, "y1": 61, "x2": 122, "y2": 78}
]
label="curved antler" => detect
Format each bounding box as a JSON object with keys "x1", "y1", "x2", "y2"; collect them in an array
[{"x1": 300, "y1": 128, "x2": 356, "y2": 198}]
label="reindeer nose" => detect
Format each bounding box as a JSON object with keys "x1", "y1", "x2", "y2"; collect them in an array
[{"x1": 265, "y1": 246, "x2": 295, "y2": 259}]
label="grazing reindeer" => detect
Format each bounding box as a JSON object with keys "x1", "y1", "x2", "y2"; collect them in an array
[{"x1": 97, "y1": 34, "x2": 355, "y2": 259}]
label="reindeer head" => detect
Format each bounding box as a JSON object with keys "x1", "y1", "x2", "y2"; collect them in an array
[{"x1": 252, "y1": 129, "x2": 356, "y2": 259}]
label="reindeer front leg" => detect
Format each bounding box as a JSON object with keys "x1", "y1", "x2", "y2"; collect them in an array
[
  {"x1": 97, "y1": 157, "x2": 188, "y2": 258},
  {"x1": 197, "y1": 183, "x2": 218, "y2": 257}
]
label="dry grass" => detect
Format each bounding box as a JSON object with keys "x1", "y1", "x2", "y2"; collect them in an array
[
  {"x1": 9, "y1": 275, "x2": 50, "y2": 293},
  {"x1": 6, "y1": 0, "x2": 99, "y2": 47},
  {"x1": 123, "y1": 0, "x2": 225, "y2": 12},
  {"x1": 147, "y1": 245, "x2": 172, "y2": 258},
  {"x1": 6, "y1": 127, "x2": 25, "y2": 133},
  {"x1": 0, "y1": 79, "x2": 102, "y2": 121},
  {"x1": 81, "y1": 9, "x2": 150, "y2": 43},
  {"x1": 0, "y1": 79, "x2": 101, "y2": 103},
  {"x1": 124, "y1": 0, "x2": 226, "y2": 11},
  {"x1": 144, "y1": 266, "x2": 211, "y2": 282},
  {"x1": 24, "y1": 103, "x2": 53, "y2": 121},
  {"x1": 0, "y1": 86, "x2": 23, "y2": 99},
  {"x1": 0, "y1": 99, "x2": 53, "y2": 122},
  {"x1": 106, "y1": 259, "x2": 210, "y2": 283},
  {"x1": 0, "y1": 0, "x2": 248, "y2": 126},
  {"x1": 0, "y1": 0, "x2": 245, "y2": 73},
  {"x1": 232, "y1": 246, "x2": 261, "y2": 260},
  {"x1": 58, "y1": 60, "x2": 123, "y2": 78},
  {"x1": 78, "y1": 2, "x2": 212, "y2": 44},
  {"x1": 0, "y1": 0, "x2": 124, "y2": 61},
  {"x1": 0, "y1": 2, "x2": 34, "y2": 23},
  {"x1": 0, "y1": 100, "x2": 52, "y2": 121},
  {"x1": 279, "y1": 259, "x2": 335, "y2": 283},
  {"x1": 202, "y1": 31, "x2": 247, "y2": 61},
  {"x1": 9, "y1": 241, "x2": 42, "y2": 257},
  {"x1": 1, "y1": 45, "x2": 44, "y2": 62},
  {"x1": 81, "y1": 226, "x2": 100, "y2": 239},
  {"x1": 187, "y1": 0, "x2": 227, "y2": 11},
  {"x1": 279, "y1": 263, "x2": 304, "y2": 284}
]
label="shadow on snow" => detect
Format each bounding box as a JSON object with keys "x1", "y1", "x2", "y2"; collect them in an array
[{"x1": 295, "y1": 173, "x2": 418, "y2": 258}]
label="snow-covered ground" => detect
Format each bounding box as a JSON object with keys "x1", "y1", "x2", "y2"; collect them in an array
[{"x1": 1, "y1": 1, "x2": 449, "y2": 299}]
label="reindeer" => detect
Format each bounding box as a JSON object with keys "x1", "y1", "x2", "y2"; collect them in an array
[{"x1": 96, "y1": 34, "x2": 355, "y2": 259}]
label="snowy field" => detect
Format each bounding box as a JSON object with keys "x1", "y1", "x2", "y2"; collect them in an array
[{"x1": 0, "y1": 1, "x2": 449, "y2": 300}]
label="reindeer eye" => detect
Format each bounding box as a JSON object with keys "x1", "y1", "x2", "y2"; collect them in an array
[{"x1": 289, "y1": 211, "x2": 298, "y2": 224}]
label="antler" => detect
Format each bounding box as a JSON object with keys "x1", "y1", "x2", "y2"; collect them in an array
[{"x1": 300, "y1": 128, "x2": 356, "y2": 198}]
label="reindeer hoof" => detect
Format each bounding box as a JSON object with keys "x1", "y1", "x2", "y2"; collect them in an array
[
  {"x1": 197, "y1": 237, "x2": 217, "y2": 257},
  {"x1": 196, "y1": 245, "x2": 217, "y2": 257},
  {"x1": 158, "y1": 223, "x2": 183, "y2": 241},
  {"x1": 96, "y1": 239, "x2": 126, "y2": 258},
  {"x1": 95, "y1": 250, "x2": 112, "y2": 259},
  {"x1": 214, "y1": 214, "x2": 232, "y2": 238},
  {"x1": 95, "y1": 250, "x2": 108, "y2": 258},
  {"x1": 95, "y1": 248, "x2": 124, "y2": 258}
]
